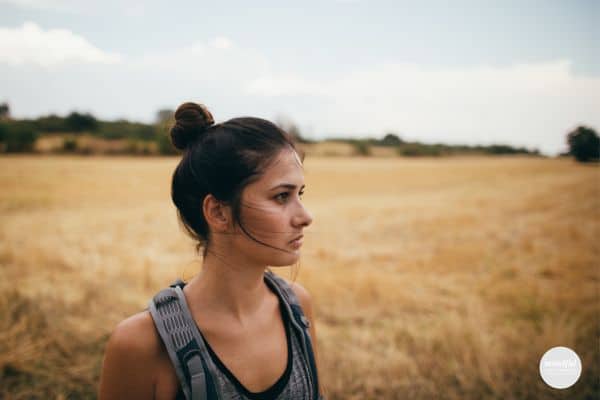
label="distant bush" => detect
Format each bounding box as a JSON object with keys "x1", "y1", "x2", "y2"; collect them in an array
[
  {"x1": 352, "y1": 140, "x2": 372, "y2": 156},
  {"x1": 97, "y1": 120, "x2": 156, "y2": 141},
  {"x1": 66, "y1": 112, "x2": 98, "y2": 132},
  {"x1": 157, "y1": 132, "x2": 178, "y2": 155},
  {"x1": 35, "y1": 115, "x2": 69, "y2": 132},
  {"x1": 398, "y1": 143, "x2": 442, "y2": 157},
  {"x1": 62, "y1": 137, "x2": 77, "y2": 152},
  {"x1": 380, "y1": 133, "x2": 404, "y2": 146},
  {"x1": 0, "y1": 102, "x2": 10, "y2": 119},
  {"x1": 485, "y1": 144, "x2": 534, "y2": 155},
  {"x1": 0, "y1": 121, "x2": 39, "y2": 152},
  {"x1": 567, "y1": 126, "x2": 599, "y2": 162}
]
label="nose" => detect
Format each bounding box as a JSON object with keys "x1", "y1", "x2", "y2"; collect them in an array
[{"x1": 292, "y1": 201, "x2": 313, "y2": 228}]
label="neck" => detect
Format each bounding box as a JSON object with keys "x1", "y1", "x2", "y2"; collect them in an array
[{"x1": 185, "y1": 246, "x2": 270, "y2": 325}]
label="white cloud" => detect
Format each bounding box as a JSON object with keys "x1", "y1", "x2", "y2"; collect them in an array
[
  {"x1": 245, "y1": 60, "x2": 600, "y2": 155},
  {"x1": 132, "y1": 37, "x2": 268, "y2": 81},
  {"x1": 210, "y1": 36, "x2": 232, "y2": 50},
  {"x1": 0, "y1": 33, "x2": 273, "y2": 124},
  {"x1": 0, "y1": 22, "x2": 121, "y2": 67},
  {"x1": 1, "y1": 0, "x2": 58, "y2": 7},
  {"x1": 0, "y1": 0, "x2": 82, "y2": 12},
  {"x1": 245, "y1": 75, "x2": 329, "y2": 97},
  {"x1": 1, "y1": 0, "x2": 148, "y2": 15}
]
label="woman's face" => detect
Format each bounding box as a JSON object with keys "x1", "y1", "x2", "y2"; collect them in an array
[{"x1": 233, "y1": 148, "x2": 313, "y2": 267}]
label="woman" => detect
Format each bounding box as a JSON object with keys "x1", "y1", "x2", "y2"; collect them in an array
[{"x1": 98, "y1": 102, "x2": 324, "y2": 399}]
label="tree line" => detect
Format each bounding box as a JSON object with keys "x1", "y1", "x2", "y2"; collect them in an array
[
  {"x1": 0, "y1": 104, "x2": 177, "y2": 154},
  {"x1": 0, "y1": 102, "x2": 597, "y2": 161}
]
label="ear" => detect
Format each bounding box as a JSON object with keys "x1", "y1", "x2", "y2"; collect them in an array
[{"x1": 202, "y1": 194, "x2": 233, "y2": 233}]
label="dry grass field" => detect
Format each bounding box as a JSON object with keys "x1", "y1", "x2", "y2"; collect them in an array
[{"x1": 0, "y1": 154, "x2": 598, "y2": 399}]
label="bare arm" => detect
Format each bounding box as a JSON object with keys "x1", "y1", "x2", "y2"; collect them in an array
[{"x1": 98, "y1": 312, "x2": 158, "y2": 400}]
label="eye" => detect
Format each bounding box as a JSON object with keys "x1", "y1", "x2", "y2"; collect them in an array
[
  {"x1": 275, "y1": 190, "x2": 305, "y2": 203},
  {"x1": 275, "y1": 192, "x2": 290, "y2": 202}
]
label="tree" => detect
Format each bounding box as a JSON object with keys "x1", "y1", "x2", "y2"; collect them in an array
[
  {"x1": 0, "y1": 122, "x2": 38, "y2": 152},
  {"x1": 352, "y1": 140, "x2": 372, "y2": 156},
  {"x1": 156, "y1": 132, "x2": 178, "y2": 155},
  {"x1": 66, "y1": 112, "x2": 98, "y2": 132},
  {"x1": 567, "y1": 126, "x2": 599, "y2": 162},
  {"x1": 381, "y1": 132, "x2": 404, "y2": 146},
  {"x1": 154, "y1": 108, "x2": 178, "y2": 155},
  {"x1": 0, "y1": 102, "x2": 10, "y2": 120},
  {"x1": 155, "y1": 108, "x2": 174, "y2": 125},
  {"x1": 63, "y1": 137, "x2": 77, "y2": 152},
  {"x1": 35, "y1": 114, "x2": 68, "y2": 132},
  {"x1": 275, "y1": 115, "x2": 307, "y2": 143}
]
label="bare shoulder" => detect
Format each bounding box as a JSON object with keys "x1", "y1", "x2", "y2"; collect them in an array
[
  {"x1": 110, "y1": 310, "x2": 162, "y2": 356},
  {"x1": 98, "y1": 310, "x2": 163, "y2": 399}
]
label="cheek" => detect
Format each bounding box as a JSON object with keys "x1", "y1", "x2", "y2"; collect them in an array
[{"x1": 239, "y1": 205, "x2": 286, "y2": 240}]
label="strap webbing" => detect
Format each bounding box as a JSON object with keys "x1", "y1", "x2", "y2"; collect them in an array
[
  {"x1": 148, "y1": 286, "x2": 220, "y2": 400},
  {"x1": 187, "y1": 354, "x2": 206, "y2": 400}
]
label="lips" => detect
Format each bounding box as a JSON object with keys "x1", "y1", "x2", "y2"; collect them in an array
[{"x1": 290, "y1": 234, "x2": 303, "y2": 243}]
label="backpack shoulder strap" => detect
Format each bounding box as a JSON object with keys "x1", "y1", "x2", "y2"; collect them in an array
[
  {"x1": 264, "y1": 269, "x2": 322, "y2": 400},
  {"x1": 147, "y1": 280, "x2": 220, "y2": 400}
]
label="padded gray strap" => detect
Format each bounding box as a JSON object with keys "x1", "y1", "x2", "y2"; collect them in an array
[
  {"x1": 187, "y1": 354, "x2": 206, "y2": 400},
  {"x1": 148, "y1": 286, "x2": 222, "y2": 400},
  {"x1": 264, "y1": 269, "x2": 321, "y2": 400},
  {"x1": 264, "y1": 269, "x2": 302, "y2": 307},
  {"x1": 172, "y1": 286, "x2": 222, "y2": 399},
  {"x1": 148, "y1": 289, "x2": 194, "y2": 400}
]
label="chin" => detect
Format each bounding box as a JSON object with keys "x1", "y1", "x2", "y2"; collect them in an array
[{"x1": 269, "y1": 251, "x2": 301, "y2": 267}]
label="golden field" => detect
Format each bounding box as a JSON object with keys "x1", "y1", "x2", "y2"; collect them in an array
[{"x1": 0, "y1": 154, "x2": 598, "y2": 399}]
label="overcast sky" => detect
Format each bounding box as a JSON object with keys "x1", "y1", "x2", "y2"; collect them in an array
[{"x1": 0, "y1": 0, "x2": 598, "y2": 155}]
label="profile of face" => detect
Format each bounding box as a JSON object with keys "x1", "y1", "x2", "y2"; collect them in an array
[{"x1": 231, "y1": 148, "x2": 313, "y2": 267}]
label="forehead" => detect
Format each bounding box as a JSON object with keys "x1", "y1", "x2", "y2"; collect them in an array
[{"x1": 253, "y1": 149, "x2": 304, "y2": 189}]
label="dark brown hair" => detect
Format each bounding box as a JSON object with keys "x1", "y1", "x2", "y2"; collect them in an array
[{"x1": 169, "y1": 102, "x2": 304, "y2": 257}]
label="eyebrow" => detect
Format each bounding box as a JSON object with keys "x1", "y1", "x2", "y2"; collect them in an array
[{"x1": 269, "y1": 183, "x2": 306, "y2": 191}]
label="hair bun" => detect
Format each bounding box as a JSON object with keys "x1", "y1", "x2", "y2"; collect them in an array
[{"x1": 170, "y1": 102, "x2": 215, "y2": 150}]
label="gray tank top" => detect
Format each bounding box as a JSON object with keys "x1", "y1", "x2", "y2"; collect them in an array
[{"x1": 175, "y1": 280, "x2": 313, "y2": 400}]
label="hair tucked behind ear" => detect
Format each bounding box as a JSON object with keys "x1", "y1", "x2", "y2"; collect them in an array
[{"x1": 169, "y1": 102, "x2": 304, "y2": 257}]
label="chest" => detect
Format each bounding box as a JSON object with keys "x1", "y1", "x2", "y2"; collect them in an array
[{"x1": 154, "y1": 303, "x2": 289, "y2": 399}]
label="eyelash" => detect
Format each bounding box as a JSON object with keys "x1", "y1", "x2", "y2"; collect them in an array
[{"x1": 275, "y1": 190, "x2": 305, "y2": 203}]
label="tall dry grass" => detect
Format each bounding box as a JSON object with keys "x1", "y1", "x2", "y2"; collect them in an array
[{"x1": 0, "y1": 154, "x2": 597, "y2": 399}]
